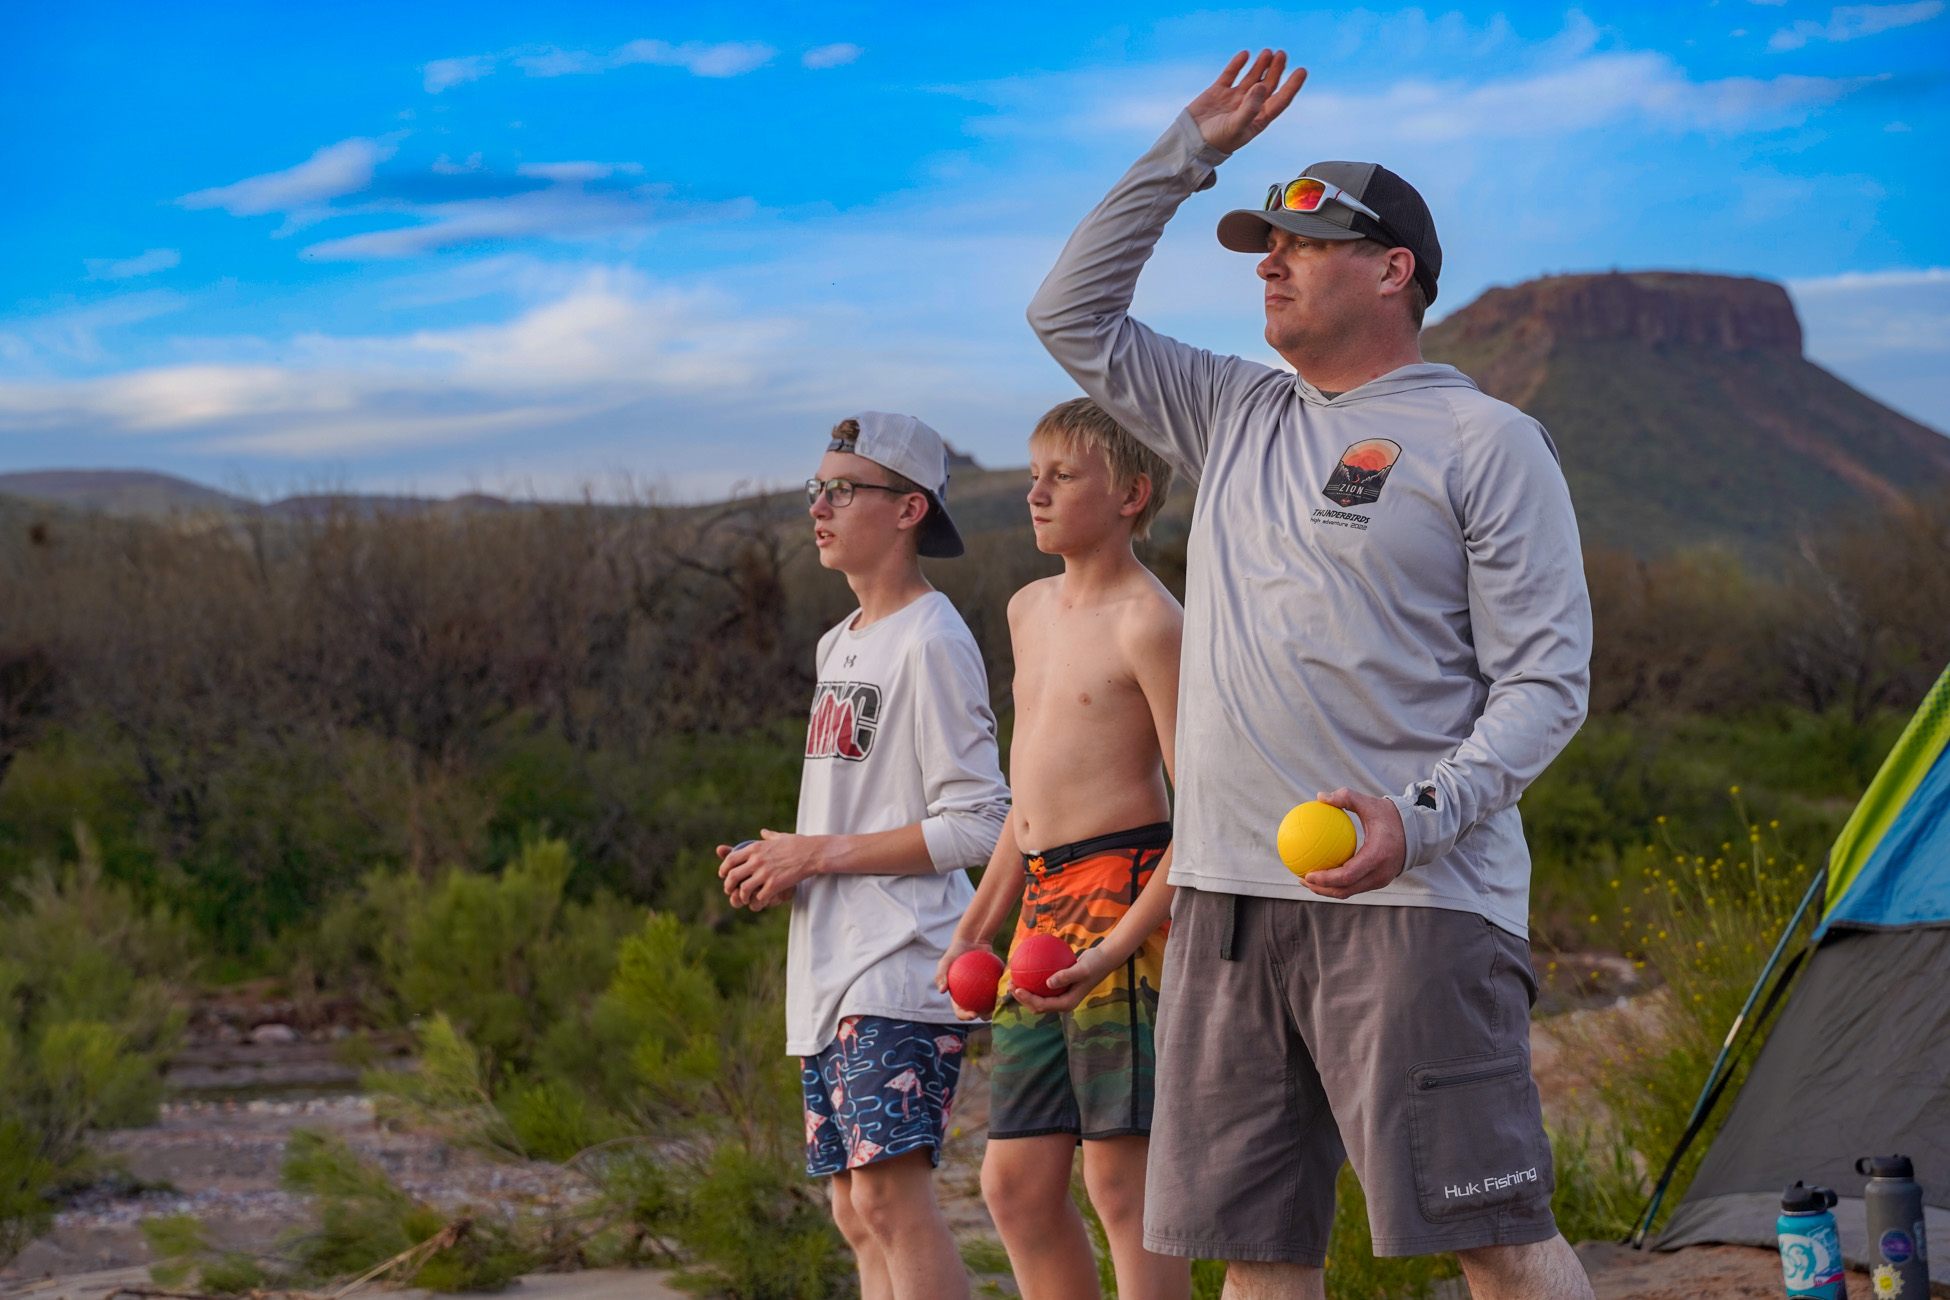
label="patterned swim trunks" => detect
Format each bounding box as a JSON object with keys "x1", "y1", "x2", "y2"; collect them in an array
[
  {"x1": 990, "y1": 822, "x2": 1171, "y2": 1141},
  {"x1": 802, "y1": 1015, "x2": 967, "y2": 1177}
]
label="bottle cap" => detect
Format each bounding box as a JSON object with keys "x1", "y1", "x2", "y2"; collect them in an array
[
  {"x1": 1854, "y1": 1154, "x2": 1914, "y2": 1179},
  {"x1": 1782, "y1": 1181, "x2": 1840, "y2": 1212}
]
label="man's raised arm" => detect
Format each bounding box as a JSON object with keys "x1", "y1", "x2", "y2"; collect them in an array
[{"x1": 1025, "y1": 52, "x2": 1306, "y2": 484}]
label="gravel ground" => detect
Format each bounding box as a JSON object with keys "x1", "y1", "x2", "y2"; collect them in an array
[{"x1": 1, "y1": 977, "x2": 1857, "y2": 1300}]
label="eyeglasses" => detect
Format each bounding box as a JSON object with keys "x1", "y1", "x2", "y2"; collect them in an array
[
  {"x1": 1264, "y1": 176, "x2": 1383, "y2": 224},
  {"x1": 805, "y1": 477, "x2": 914, "y2": 508}
]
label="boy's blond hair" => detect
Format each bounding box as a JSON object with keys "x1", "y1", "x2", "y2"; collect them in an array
[{"x1": 1030, "y1": 398, "x2": 1174, "y2": 540}]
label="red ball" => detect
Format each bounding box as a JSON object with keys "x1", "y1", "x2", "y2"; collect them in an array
[
  {"x1": 947, "y1": 949, "x2": 1005, "y2": 1018},
  {"x1": 1008, "y1": 932, "x2": 1077, "y2": 998}
]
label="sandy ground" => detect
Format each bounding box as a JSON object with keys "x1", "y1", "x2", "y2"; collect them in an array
[{"x1": 1, "y1": 972, "x2": 1863, "y2": 1300}]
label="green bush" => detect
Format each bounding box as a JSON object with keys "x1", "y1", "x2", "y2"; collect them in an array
[
  {"x1": 664, "y1": 1143, "x2": 850, "y2": 1300},
  {"x1": 0, "y1": 826, "x2": 187, "y2": 1182},
  {"x1": 280, "y1": 1129, "x2": 532, "y2": 1292},
  {"x1": 1548, "y1": 1125, "x2": 1643, "y2": 1245},
  {"x1": 0, "y1": 1120, "x2": 55, "y2": 1269},
  {"x1": 1323, "y1": 1163, "x2": 1461, "y2": 1299},
  {"x1": 1522, "y1": 712, "x2": 1877, "y2": 941},
  {"x1": 1559, "y1": 796, "x2": 1818, "y2": 1235},
  {"x1": 142, "y1": 1213, "x2": 267, "y2": 1295},
  {"x1": 308, "y1": 837, "x2": 640, "y2": 1072}
]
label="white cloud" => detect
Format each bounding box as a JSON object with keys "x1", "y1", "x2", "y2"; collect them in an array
[
  {"x1": 1033, "y1": 51, "x2": 1867, "y2": 148},
  {"x1": 0, "y1": 292, "x2": 186, "y2": 365},
  {"x1": 82, "y1": 248, "x2": 181, "y2": 281},
  {"x1": 1790, "y1": 266, "x2": 1950, "y2": 294},
  {"x1": 298, "y1": 164, "x2": 742, "y2": 261},
  {"x1": 177, "y1": 138, "x2": 396, "y2": 225},
  {"x1": 423, "y1": 53, "x2": 499, "y2": 93},
  {"x1": 0, "y1": 272, "x2": 784, "y2": 452},
  {"x1": 1769, "y1": 1, "x2": 1943, "y2": 49},
  {"x1": 803, "y1": 43, "x2": 863, "y2": 70},
  {"x1": 424, "y1": 37, "x2": 776, "y2": 92},
  {"x1": 1790, "y1": 268, "x2": 1950, "y2": 431},
  {"x1": 516, "y1": 160, "x2": 642, "y2": 183}
]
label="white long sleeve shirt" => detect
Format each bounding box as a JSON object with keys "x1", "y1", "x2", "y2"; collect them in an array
[
  {"x1": 784, "y1": 591, "x2": 1011, "y2": 1055},
  {"x1": 1027, "y1": 113, "x2": 1592, "y2": 936}
]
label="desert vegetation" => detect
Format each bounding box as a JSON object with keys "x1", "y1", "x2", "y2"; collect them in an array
[{"x1": 0, "y1": 486, "x2": 1946, "y2": 1296}]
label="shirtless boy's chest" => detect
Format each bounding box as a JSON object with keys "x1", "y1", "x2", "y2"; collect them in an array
[{"x1": 1011, "y1": 606, "x2": 1144, "y2": 738}]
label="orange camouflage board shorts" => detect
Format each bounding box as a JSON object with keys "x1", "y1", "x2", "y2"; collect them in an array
[{"x1": 990, "y1": 821, "x2": 1171, "y2": 1140}]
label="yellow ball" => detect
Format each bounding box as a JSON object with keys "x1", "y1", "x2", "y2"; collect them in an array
[{"x1": 1277, "y1": 801, "x2": 1362, "y2": 876}]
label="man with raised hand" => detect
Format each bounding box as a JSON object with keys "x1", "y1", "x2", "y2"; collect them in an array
[{"x1": 1027, "y1": 51, "x2": 1595, "y2": 1300}]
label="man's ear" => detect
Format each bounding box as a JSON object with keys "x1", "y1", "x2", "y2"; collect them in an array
[
  {"x1": 1120, "y1": 473, "x2": 1154, "y2": 519},
  {"x1": 1379, "y1": 247, "x2": 1417, "y2": 298}
]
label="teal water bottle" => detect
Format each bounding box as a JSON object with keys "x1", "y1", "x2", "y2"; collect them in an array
[
  {"x1": 1779, "y1": 1182, "x2": 1849, "y2": 1299},
  {"x1": 1856, "y1": 1155, "x2": 1928, "y2": 1299}
]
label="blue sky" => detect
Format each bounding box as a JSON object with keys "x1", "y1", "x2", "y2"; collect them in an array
[{"x1": 3, "y1": 1, "x2": 1946, "y2": 498}]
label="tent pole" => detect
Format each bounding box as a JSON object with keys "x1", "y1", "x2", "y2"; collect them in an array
[{"x1": 1627, "y1": 866, "x2": 1826, "y2": 1249}]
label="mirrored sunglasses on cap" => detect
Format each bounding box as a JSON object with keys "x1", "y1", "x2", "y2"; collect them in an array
[{"x1": 1264, "y1": 176, "x2": 1382, "y2": 223}]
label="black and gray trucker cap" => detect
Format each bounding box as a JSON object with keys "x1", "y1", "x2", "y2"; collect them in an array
[{"x1": 1216, "y1": 161, "x2": 1444, "y2": 307}]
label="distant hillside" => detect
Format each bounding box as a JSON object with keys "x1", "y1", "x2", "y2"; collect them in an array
[
  {"x1": 0, "y1": 470, "x2": 512, "y2": 521},
  {"x1": 11, "y1": 278, "x2": 1945, "y2": 562},
  {"x1": 1421, "y1": 271, "x2": 1950, "y2": 557},
  {"x1": 0, "y1": 469, "x2": 245, "y2": 516}
]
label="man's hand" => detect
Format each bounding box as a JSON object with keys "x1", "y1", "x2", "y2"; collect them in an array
[
  {"x1": 717, "y1": 830, "x2": 821, "y2": 910},
  {"x1": 1300, "y1": 788, "x2": 1407, "y2": 899},
  {"x1": 1186, "y1": 49, "x2": 1307, "y2": 154},
  {"x1": 1012, "y1": 946, "x2": 1110, "y2": 1016}
]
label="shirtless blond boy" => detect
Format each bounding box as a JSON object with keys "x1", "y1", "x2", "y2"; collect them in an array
[{"x1": 935, "y1": 398, "x2": 1187, "y2": 1300}]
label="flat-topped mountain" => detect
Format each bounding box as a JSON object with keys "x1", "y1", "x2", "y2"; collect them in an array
[{"x1": 1421, "y1": 271, "x2": 1950, "y2": 557}]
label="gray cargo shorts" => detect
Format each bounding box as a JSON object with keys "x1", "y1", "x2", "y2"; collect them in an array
[{"x1": 1142, "y1": 888, "x2": 1558, "y2": 1264}]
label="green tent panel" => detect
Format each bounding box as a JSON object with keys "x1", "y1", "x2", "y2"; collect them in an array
[{"x1": 1657, "y1": 664, "x2": 1950, "y2": 1284}]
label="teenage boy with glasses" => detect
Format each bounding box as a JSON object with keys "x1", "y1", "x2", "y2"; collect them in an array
[
  {"x1": 1027, "y1": 51, "x2": 1596, "y2": 1300},
  {"x1": 719, "y1": 412, "x2": 1010, "y2": 1300}
]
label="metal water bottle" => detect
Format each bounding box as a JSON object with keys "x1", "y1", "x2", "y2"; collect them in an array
[
  {"x1": 1779, "y1": 1182, "x2": 1849, "y2": 1299},
  {"x1": 1856, "y1": 1155, "x2": 1928, "y2": 1298}
]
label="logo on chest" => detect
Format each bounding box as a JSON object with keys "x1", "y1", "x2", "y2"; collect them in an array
[
  {"x1": 807, "y1": 681, "x2": 882, "y2": 761},
  {"x1": 1321, "y1": 438, "x2": 1402, "y2": 508}
]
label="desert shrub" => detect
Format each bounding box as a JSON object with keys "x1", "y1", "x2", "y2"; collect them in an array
[
  {"x1": 280, "y1": 1129, "x2": 532, "y2": 1291},
  {"x1": 663, "y1": 1143, "x2": 850, "y2": 1299},
  {"x1": 307, "y1": 837, "x2": 640, "y2": 1071},
  {"x1": 142, "y1": 1213, "x2": 267, "y2": 1294},
  {"x1": 1548, "y1": 1125, "x2": 1643, "y2": 1245},
  {"x1": 1323, "y1": 1163, "x2": 1462, "y2": 1299},
  {"x1": 571, "y1": 916, "x2": 850, "y2": 1296},
  {"x1": 1522, "y1": 712, "x2": 1880, "y2": 941},
  {"x1": 374, "y1": 909, "x2": 848, "y2": 1298},
  {"x1": 0, "y1": 1120, "x2": 55, "y2": 1269},
  {"x1": 0, "y1": 827, "x2": 188, "y2": 1162},
  {"x1": 1560, "y1": 795, "x2": 1818, "y2": 1234},
  {"x1": 0, "y1": 827, "x2": 188, "y2": 1264}
]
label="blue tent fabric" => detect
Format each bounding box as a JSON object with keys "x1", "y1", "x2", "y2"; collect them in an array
[
  {"x1": 1658, "y1": 662, "x2": 1950, "y2": 1277},
  {"x1": 1823, "y1": 741, "x2": 1950, "y2": 931}
]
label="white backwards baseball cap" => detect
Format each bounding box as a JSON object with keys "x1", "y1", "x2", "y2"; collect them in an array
[{"x1": 832, "y1": 410, "x2": 965, "y2": 558}]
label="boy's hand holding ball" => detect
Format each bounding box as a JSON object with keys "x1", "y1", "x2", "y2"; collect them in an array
[{"x1": 1011, "y1": 939, "x2": 1105, "y2": 1014}]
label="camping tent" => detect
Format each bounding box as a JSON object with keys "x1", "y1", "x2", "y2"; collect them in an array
[{"x1": 1656, "y1": 663, "x2": 1950, "y2": 1283}]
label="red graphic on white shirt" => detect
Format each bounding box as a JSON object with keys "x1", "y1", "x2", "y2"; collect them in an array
[{"x1": 806, "y1": 681, "x2": 881, "y2": 762}]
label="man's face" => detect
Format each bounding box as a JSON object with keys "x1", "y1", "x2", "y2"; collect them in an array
[
  {"x1": 808, "y1": 449, "x2": 924, "y2": 572},
  {"x1": 1257, "y1": 228, "x2": 1393, "y2": 358},
  {"x1": 1026, "y1": 436, "x2": 1141, "y2": 556}
]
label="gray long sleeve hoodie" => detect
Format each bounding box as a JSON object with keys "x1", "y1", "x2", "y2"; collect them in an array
[{"x1": 1027, "y1": 112, "x2": 1592, "y2": 936}]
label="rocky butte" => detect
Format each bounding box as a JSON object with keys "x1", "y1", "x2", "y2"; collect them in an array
[{"x1": 1421, "y1": 271, "x2": 1950, "y2": 559}]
